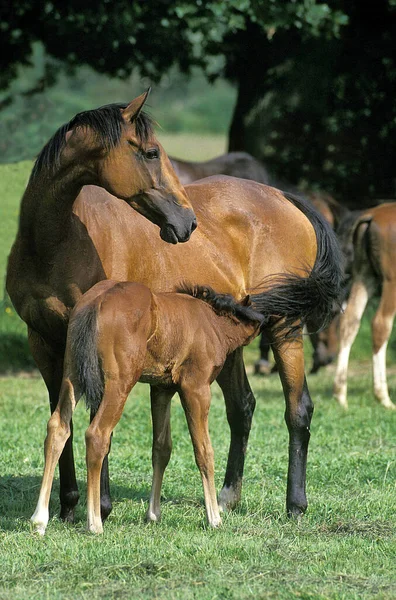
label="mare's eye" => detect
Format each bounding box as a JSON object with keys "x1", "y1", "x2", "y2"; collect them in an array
[{"x1": 145, "y1": 148, "x2": 159, "y2": 160}]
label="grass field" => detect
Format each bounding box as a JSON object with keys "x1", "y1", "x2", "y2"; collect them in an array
[{"x1": 0, "y1": 154, "x2": 395, "y2": 599}]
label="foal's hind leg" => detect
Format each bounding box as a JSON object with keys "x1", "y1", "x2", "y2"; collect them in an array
[
  {"x1": 31, "y1": 378, "x2": 79, "y2": 535},
  {"x1": 216, "y1": 347, "x2": 256, "y2": 512},
  {"x1": 272, "y1": 331, "x2": 313, "y2": 518},
  {"x1": 179, "y1": 383, "x2": 221, "y2": 528},
  {"x1": 333, "y1": 279, "x2": 371, "y2": 408},
  {"x1": 146, "y1": 385, "x2": 176, "y2": 523},
  {"x1": 371, "y1": 280, "x2": 396, "y2": 409},
  {"x1": 28, "y1": 330, "x2": 80, "y2": 522}
]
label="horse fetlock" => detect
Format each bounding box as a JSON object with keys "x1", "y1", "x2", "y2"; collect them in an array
[
  {"x1": 145, "y1": 508, "x2": 161, "y2": 523},
  {"x1": 31, "y1": 508, "x2": 49, "y2": 535},
  {"x1": 87, "y1": 518, "x2": 103, "y2": 534},
  {"x1": 218, "y1": 484, "x2": 241, "y2": 512},
  {"x1": 100, "y1": 497, "x2": 113, "y2": 521}
]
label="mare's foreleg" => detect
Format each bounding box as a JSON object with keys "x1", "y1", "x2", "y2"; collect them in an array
[
  {"x1": 146, "y1": 385, "x2": 175, "y2": 523},
  {"x1": 31, "y1": 378, "x2": 79, "y2": 534},
  {"x1": 216, "y1": 347, "x2": 256, "y2": 511},
  {"x1": 272, "y1": 329, "x2": 313, "y2": 518},
  {"x1": 372, "y1": 280, "x2": 396, "y2": 409},
  {"x1": 254, "y1": 332, "x2": 272, "y2": 375},
  {"x1": 28, "y1": 329, "x2": 80, "y2": 522},
  {"x1": 333, "y1": 279, "x2": 370, "y2": 408},
  {"x1": 179, "y1": 383, "x2": 221, "y2": 527}
]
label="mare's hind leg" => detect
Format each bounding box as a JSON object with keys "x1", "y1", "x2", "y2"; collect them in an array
[
  {"x1": 272, "y1": 330, "x2": 313, "y2": 517},
  {"x1": 31, "y1": 378, "x2": 80, "y2": 535},
  {"x1": 333, "y1": 279, "x2": 371, "y2": 408},
  {"x1": 28, "y1": 329, "x2": 80, "y2": 522},
  {"x1": 216, "y1": 347, "x2": 256, "y2": 512},
  {"x1": 179, "y1": 383, "x2": 221, "y2": 528},
  {"x1": 146, "y1": 385, "x2": 176, "y2": 523},
  {"x1": 372, "y1": 280, "x2": 396, "y2": 409}
]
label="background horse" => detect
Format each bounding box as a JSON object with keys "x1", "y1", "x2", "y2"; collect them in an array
[
  {"x1": 170, "y1": 152, "x2": 270, "y2": 185},
  {"x1": 334, "y1": 202, "x2": 396, "y2": 409},
  {"x1": 7, "y1": 92, "x2": 342, "y2": 526},
  {"x1": 31, "y1": 281, "x2": 268, "y2": 535}
]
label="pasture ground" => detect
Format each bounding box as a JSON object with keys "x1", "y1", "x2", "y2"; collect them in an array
[{"x1": 0, "y1": 153, "x2": 395, "y2": 599}]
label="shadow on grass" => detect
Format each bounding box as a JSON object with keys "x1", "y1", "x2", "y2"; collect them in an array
[
  {"x1": 0, "y1": 332, "x2": 36, "y2": 374},
  {"x1": 0, "y1": 474, "x2": 184, "y2": 531}
]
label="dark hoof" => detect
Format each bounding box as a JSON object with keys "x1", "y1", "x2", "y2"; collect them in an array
[
  {"x1": 287, "y1": 504, "x2": 307, "y2": 520},
  {"x1": 60, "y1": 505, "x2": 76, "y2": 523},
  {"x1": 254, "y1": 359, "x2": 272, "y2": 376},
  {"x1": 100, "y1": 498, "x2": 113, "y2": 521},
  {"x1": 59, "y1": 490, "x2": 79, "y2": 522}
]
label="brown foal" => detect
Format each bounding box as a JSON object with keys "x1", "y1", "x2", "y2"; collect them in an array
[
  {"x1": 334, "y1": 202, "x2": 396, "y2": 409},
  {"x1": 31, "y1": 282, "x2": 266, "y2": 534}
]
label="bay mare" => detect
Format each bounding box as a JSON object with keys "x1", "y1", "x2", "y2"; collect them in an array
[
  {"x1": 6, "y1": 92, "x2": 342, "y2": 524},
  {"x1": 32, "y1": 283, "x2": 267, "y2": 534}
]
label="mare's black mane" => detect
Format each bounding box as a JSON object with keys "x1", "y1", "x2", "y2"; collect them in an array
[{"x1": 31, "y1": 103, "x2": 154, "y2": 179}]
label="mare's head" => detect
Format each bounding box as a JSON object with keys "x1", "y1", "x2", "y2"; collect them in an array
[{"x1": 35, "y1": 90, "x2": 197, "y2": 244}]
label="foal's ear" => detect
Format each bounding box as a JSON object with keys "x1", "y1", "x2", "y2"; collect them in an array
[
  {"x1": 240, "y1": 295, "x2": 251, "y2": 306},
  {"x1": 122, "y1": 88, "x2": 151, "y2": 122}
]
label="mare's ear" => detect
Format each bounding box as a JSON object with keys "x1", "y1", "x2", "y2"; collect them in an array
[
  {"x1": 122, "y1": 88, "x2": 151, "y2": 122},
  {"x1": 240, "y1": 295, "x2": 251, "y2": 306}
]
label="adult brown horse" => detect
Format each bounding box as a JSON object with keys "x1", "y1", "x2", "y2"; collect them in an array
[
  {"x1": 334, "y1": 203, "x2": 396, "y2": 409},
  {"x1": 7, "y1": 91, "x2": 342, "y2": 523},
  {"x1": 170, "y1": 152, "x2": 270, "y2": 185}
]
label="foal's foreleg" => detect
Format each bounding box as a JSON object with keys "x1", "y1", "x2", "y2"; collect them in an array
[
  {"x1": 31, "y1": 378, "x2": 78, "y2": 535},
  {"x1": 333, "y1": 279, "x2": 370, "y2": 408},
  {"x1": 216, "y1": 347, "x2": 256, "y2": 512},
  {"x1": 272, "y1": 331, "x2": 313, "y2": 518},
  {"x1": 146, "y1": 386, "x2": 175, "y2": 523},
  {"x1": 179, "y1": 384, "x2": 221, "y2": 528},
  {"x1": 371, "y1": 280, "x2": 396, "y2": 409}
]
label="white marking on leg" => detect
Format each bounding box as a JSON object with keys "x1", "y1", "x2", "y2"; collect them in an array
[
  {"x1": 218, "y1": 485, "x2": 238, "y2": 513},
  {"x1": 373, "y1": 342, "x2": 395, "y2": 409}
]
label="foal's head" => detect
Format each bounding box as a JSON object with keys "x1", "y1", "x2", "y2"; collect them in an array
[{"x1": 33, "y1": 90, "x2": 197, "y2": 244}]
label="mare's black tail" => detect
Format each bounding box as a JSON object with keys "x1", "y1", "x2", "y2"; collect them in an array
[
  {"x1": 250, "y1": 191, "x2": 344, "y2": 337},
  {"x1": 68, "y1": 304, "x2": 104, "y2": 413}
]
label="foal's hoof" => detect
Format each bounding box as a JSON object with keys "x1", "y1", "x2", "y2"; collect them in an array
[{"x1": 145, "y1": 509, "x2": 161, "y2": 523}]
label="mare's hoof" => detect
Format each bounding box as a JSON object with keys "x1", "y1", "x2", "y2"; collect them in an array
[
  {"x1": 100, "y1": 499, "x2": 113, "y2": 522},
  {"x1": 254, "y1": 360, "x2": 272, "y2": 376},
  {"x1": 59, "y1": 506, "x2": 75, "y2": 523}
]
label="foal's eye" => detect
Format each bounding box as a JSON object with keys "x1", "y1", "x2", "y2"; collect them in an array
[{"x1": 145, "y1": 148, "x2": 159, "y2": 160}]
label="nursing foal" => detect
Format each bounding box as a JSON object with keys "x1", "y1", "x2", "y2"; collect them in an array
[{"x1": 32, "y1": 281, "x2": 267, "y2": 535}]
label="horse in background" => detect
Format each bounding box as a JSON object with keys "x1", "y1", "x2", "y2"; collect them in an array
[
  {"x1": 334, "y1": 202, "x2": 396, "y2": 409},
  {"x1": 170, "y1": 152, "x2": 270, "y2": 185},
  {"x1": 31, "y1": 282, "x2": 269, "y2": 535},
  {"x1": 7, "y1": 91, "x2": 342, "y2": 525}
]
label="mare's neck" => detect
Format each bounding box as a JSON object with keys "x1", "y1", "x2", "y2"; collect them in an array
[{"x1": 19, "y1": 164, "x2": 90, "y2": 258}]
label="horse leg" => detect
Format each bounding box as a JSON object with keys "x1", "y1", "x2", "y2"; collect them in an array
[
  {"x1": 254, "y1": 332, "x2": 272, "y2": 375},
  {"x1": 28, "y1": 329, "x2": 80, "y2": 522},
  {"x1": 31, "y1": 377, "x2": 79, "y2": 535},
  {"x1": 371, "y1": 280, "x2": 396, "y2": 409},
  {"x1": 146, "y1": 385, "x2": 175, "y2": 523},
  {"x1": 272, "y1": 331, "x2": 313, "y2": 518},
  {"x1": 85, "y1": 380, "x2": 134, "y2": 534},
  {"x1": 216, "y1": 347, "x2": 256, "y2": 512},
  {"x1": 333, "y1": 279, "x2": 371, "y2": 408},
  {"x1": 90, "y1": 407, "x2": 112, "y2": 520},
  {"x1": 179, "y1": 383, "x2": 221, "y2": 528}
]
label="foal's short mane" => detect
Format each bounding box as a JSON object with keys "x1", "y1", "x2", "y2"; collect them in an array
[
  {"x1": 31, "y1": 103, "x2": 154, "y2": 179},
  {"x1": 177, "y1": 284, "x2": 266, "y2": 327}
]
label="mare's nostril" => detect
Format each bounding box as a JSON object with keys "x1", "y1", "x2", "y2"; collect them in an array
[{"x1": 191, "y1": 218, "x2": 198, "y2": 232}]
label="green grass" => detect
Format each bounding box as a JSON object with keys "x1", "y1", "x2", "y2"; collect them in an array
[
  {"x1": 0, "y1": 363, "x2": 395, "y2": 599},
  {"x1": 1, "y1": 159, "x2": 395, "y2": 598}
]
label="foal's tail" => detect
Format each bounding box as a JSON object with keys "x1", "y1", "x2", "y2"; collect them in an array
[
  {"x1": 251, "y1": 191, "x2": 344, "y2": 338},
  {"x1": 68, "y1": 304, "x2": 104, "y2": 413}
]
